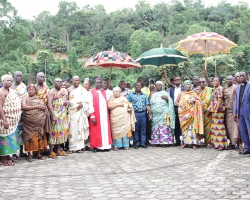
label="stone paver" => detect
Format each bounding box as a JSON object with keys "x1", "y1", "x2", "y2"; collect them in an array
[{"x1": 0, "y1": 146, "x2": 250, "y2": 199}]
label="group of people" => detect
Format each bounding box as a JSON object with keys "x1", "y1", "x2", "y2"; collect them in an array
[{"x1": 0, "y1": 70, "x2": 249, "y2": 166}]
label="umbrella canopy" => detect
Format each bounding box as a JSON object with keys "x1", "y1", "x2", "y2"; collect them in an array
[
  {"x1": 176, "y1": 32, "x2": 237, "y2": 56},
  {"x1": 84, "y1": 51, "x2": 141, "y2": 69},
  {"x1": 135, "y1": 47, "x2": 188, "y2": 67},
  {"x1": 83, "y1": 50, "x2": 141, "y2": 84}
]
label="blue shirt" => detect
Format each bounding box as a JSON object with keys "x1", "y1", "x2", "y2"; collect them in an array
[{"x1": 127, "y1": 92, "x2": 149, "y2": 112}]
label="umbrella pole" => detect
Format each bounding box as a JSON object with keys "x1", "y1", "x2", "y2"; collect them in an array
[
  {"x1": 204, "y1": 40, "x2": 207, "y2": 70},
  {"x1": 109, "y1": 67, "x2": 112, "y2": 85},
  {"x1": 205, "y1": 55, "x2": 207, "y2": 70}
]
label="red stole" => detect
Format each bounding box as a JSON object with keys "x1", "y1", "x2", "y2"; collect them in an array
[{"x1": 89, "y1": 89, "x2": 112, "y2": 148}]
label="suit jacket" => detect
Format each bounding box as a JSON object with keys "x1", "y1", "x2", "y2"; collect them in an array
[
  {"x1": 169, "y1": 85, "x2": 185, "y2": 112},
  {"x1": 234, "y1": 82, "x2": 250, "y2": 116}
]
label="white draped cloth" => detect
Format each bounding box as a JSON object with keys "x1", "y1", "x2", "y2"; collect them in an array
[
  {"x1": 89, "y1": 90, "x2": 111, "y2": 149},
  {"x1": 105, "y1": 89, "x2": 113, "y2": 100},
  {"x1": 68, "y1": 85, "x2": 90, "y2": 151}
]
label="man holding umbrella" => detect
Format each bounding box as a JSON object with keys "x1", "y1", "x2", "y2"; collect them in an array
[{"x1": 170, "y1": 76, "x2": 185, "y2": 146}]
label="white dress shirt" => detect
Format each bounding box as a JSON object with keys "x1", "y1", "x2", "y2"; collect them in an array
[{"x1": 174, "y1": 85, "x2": 182, "y2": 105}]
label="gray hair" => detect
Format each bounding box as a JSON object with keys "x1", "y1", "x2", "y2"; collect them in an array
[{"x1": 113, "y1": 86, "x2": 122, "y2": 92}]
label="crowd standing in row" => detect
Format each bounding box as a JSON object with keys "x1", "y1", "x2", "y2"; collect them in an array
[{"x1": 0, "y1": 70, "x2": 249, "y2": 166}]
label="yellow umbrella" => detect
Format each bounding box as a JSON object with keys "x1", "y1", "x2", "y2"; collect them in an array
[{"x1": 176, "y1": 31, "x2": 238, "y2": 69}]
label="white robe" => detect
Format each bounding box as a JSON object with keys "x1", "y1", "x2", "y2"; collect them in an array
[
  {"x1": 105, "y1": 89, "x2": 113, "y2": 100},
  {"x1": 68, "y1": 86, "x2": 90, "y2": 151}
]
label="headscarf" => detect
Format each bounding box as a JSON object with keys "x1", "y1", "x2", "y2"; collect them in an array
[
  {"x1": 155, "y1": 81, "x2": 164, "y2": 90},
  {"x1": 95, "y1": 77, "x2": 102, "y2": 81},
  {"x1": 1, "y1": 74, "x2": 12, "y2": 82},
  {"x1": 155, "y1": 81, "x2": 164, "y2": 85},
  {"x1": 63, "y1": 77, "x2": 70, "y2": 82},
  {"x1": 184, "y1": 80, "x2": 192, "y2": 86}
]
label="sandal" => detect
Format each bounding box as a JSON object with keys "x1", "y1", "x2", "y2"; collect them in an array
[
  {"x1": 179, "y1": 144, "x2": 186, "y2": 149},
  {"x1": 67, "y1": 150, "x2": 73, "y2": 154},
  {"x1": 12, "y1": 157, "x2": 19, "y2": 162},
  {"x1": 1, "y1": 160, "x2": 15, "y2": 166},
  {"x1": 113, "y1": 147, "x2": 118, "y2": 151},
  {"x1": 12, "y1": 155, "x2": 19, "y2": 162},
  {"x1": 206, "y1": 144, "x2": 212, "y2": 149},
  {"x1": 27, "y1": 157, "x2": 34, "y2": 162},
  {"x1": 193, "y1": 145, "x2": 197, "y2": 150},
  {"x1": 56, "y1": 150, "x2": 69, "y2": 156},
  {"x1": 48, "y1": 152, "x2": 57, "y2": 159},
  {"x1": 76, "y1": 150, "x2": 84, "y2": 153},
  {"x1": 124, "y1": 148, "x2": 130, "y2": 150},
  {"x1": 37, "y1": 156, "x2": 46, "y2": 160},
  {"x1": 85, "y1": 146, "x2": 92, "y2": 151}
]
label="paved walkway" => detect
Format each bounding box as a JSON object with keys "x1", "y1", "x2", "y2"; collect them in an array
[{"x1": 0, "y1": 146, "x2": 250, "y2": 199}]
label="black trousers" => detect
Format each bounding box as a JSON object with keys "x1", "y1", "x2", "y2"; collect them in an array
[{"x1": 174, "y1": 106, "x2": 182, "y2": 144}]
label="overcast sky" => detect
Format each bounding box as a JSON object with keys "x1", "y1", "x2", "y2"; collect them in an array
[{"x1": 8, "y1": 0, "x2": 247, "y2": 20}]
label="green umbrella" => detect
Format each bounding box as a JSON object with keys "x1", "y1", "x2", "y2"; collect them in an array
[{"x1": 135, "y1": 45, "x2": 188, "y2": 80}]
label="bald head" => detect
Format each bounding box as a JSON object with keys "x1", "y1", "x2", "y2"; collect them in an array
[
  {"x1": 54, "y1": 78, "x2": 62, "y2": 90},
  {"x1": 36, "y1": 72, "x2": 45, "y2": 84},
  {"x1": 226, "y1": 75, "x2": 234, "y2": 87},
  {"x1": 73, "y1": 76, "x2": 80, "y2": 80},
  {"x1": 14, "y1": 71, "x2": 23, "y2": 84},
  {"x1": 72, "y1": 76, "x2": 80, "y2": 87},
  {"x1": 234, "y1": 72, "x2": 240, "y2": 84}
]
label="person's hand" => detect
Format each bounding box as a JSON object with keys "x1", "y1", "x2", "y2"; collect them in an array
[
  {"x1": 92, "y1": 118, "x2": 96, "y2": 124},
  {"x1": 206, "y1": 110, "x2": 210, "y2": 116},
  {"x1": 213, "y1": 111, "x2": 218, "y2": 118},
  {"x1": 161, "y1": 95, "x2": 168, "y2": 100},
  {"x1": 76, "y1": 102, "x2": 83, "y2": 111},
  {"x1": 52, "y1": 115, "x2": 57, "y2": 122},
  {"x1": 63, "y1": 100, "x2": 69, "y2": 106},
  {"x1": 127, "y1": 108, "x2": 132, "y2": 113},
  {"x1": 233, "y1": 114, "x2": 238, "y2": 122},
  {"x1": 36, "y1": 105, "x2": 45, "y2": 110},
  {"x1": 204, "y1": 68, "x2": 208, "y2": 78},
  {"x1": 148, "y1": 113, "x2": 152, "y2": 121},
  {"x1": 3, "y1": 119, "x2": 9, "y2": 129}
]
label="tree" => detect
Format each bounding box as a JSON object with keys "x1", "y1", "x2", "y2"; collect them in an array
[{"x1": 68, "y1": 47, "x2": 79, "y2": 76}]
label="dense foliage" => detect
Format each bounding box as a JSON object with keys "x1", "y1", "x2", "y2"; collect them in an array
[{"x1": 1, "y1": 0, "x2": 250, "y2": 87}]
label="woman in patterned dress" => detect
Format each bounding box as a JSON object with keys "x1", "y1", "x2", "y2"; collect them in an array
[
  {"x1": 207, "y1": 77, "x2": 228, "y2": 150},
  {"x1": 176, "y1": 80, "x2": 204, "y2": 150},
  {"x1": 150, "y1": 81, "x2": 175, "y2": 147},
  {"x1": 108, "y1": 87, "x2": 136, "y2": 151}
]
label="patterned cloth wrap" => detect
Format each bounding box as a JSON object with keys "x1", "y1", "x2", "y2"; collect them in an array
[
  {"x1": 199, "y1": 87, "x2": 213, "y2": 144},
  {"x1": 0, "y1": 89, "x2": 22, "y2": 137},
  {"x1": 108, "y1": 96, "x2": 136, "y2": 140},
  {"x1": 178, "y1": 91, "x2": 204, "y2": 135},
  {"x1": 49, "y1": 88, "x2": 69, "y2": 145},
  {"x1": 150, "y1": 90, "x2": 175, "y2": 144}
]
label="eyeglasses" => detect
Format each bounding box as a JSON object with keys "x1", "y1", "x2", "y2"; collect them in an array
[{"x1": 199, "y1": 81, "x2": 205, "y2": 84}]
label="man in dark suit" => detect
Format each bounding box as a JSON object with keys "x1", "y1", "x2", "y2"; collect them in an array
[
  {"x1": 234, "y1": 71, "x2": 250, "y2": 154},
  {"x1": 169, "y1": 76, "x2": 185, "y2": 146}
]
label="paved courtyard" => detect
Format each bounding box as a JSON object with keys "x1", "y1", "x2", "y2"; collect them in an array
[{"x1": 0, "y1": 146, "x2": 250, "y2": 200}]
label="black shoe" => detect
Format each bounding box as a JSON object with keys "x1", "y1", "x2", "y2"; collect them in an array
[
  {"x1": 174, "y1": 143, "x2": 181, "y2": 146},
  {"x1": 92, "y1": 148, "x2": 98, "y2": 153},
  {"x1": 141, "y1": 145, "x2": 148, "y2": 148},
  {"x1": 134, "y1": 145, "x2": 139, "y2": 149},
  {"x1": 239, "y1": 150, "x2": 250, "y2": 155}
]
